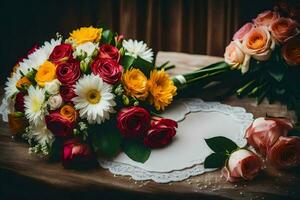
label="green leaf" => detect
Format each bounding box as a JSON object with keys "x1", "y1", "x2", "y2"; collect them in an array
[
  {"x1": 267, "y1": 65, "x2": 286, "y2": 82},
  {"x1": 204, "y1": 153, "x2": 227, "y2": 169},
  {"x1": 92, "y1": 129, "x2": 122, "y2": 157},
  {"x1": 121, "y1": 55, "x2": 135, "y2": 70},
  {"x1": 14, "y1": 112, "x2": 25, "y2": 118},
  {"x1": 122, "y1": 139, "x2": 151, "y2": 163},
  {"x1": 101, "y1": 29, "x2": 113, "y2": 44},
  {"x1": 132, "y1": 56, "x2": 154, "y2": 77},
  {"x1": 205, "y1": 136, "x2": 238, "y2": 154}
]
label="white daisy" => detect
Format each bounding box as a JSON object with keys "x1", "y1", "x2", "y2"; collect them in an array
[
  {"x1": 28, "y1": 120, "x2": 54, "y2": 145},
  {"x1": 17, "y1": 38, "x2": 62, "y2": 75},
  {"x1": 4, "y1": 72, "x2": 21, "y2": 98},
  {"x1": 123, "y1": 39, "x2": 154, "y2": 62},
  {"x1": 73, "y1": 74, "x2": 116, "y2": 124},
  {"x1": 73, "y1": 41, "x2": 99, "y2": 58},
  {"x1": 24, "y1": 86, "x2": 46, "y2": 126}
]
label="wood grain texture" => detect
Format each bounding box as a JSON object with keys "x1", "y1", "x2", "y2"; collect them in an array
[{"x1": 0, "y1": 52, "x2": 299, "y2": 200}]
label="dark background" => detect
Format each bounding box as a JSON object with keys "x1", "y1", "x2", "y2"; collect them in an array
[{"x1": 0, "y1": 0, "x2": 276, "y2": 86}]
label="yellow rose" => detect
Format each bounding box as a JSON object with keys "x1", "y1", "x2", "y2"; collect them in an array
[
  {"x1": 123, "y1": 68, "x2": 148, "y2": 100},
  {"x1": 69, "y1": 26, "x2": 102, "y2": 45},
  {"x1": 148, "y1": 70, "x2": 177, "y2": 111},
  {"x1": 35, "y1": 61, "x2": 56, "y2": 87}
]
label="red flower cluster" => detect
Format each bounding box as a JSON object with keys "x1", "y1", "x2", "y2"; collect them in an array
[{"x1": 117, "y1": 106, "x2": 177, "y2": 148}]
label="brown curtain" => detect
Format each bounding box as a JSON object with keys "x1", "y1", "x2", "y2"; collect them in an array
[
  {"x1": 68, "y1": 0, "x2": 241, "y2": 56},
  {"x1": 1, "y1": 0, "x2": 273, "y2": 85}
]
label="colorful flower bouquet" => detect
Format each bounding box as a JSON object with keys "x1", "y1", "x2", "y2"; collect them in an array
[
  {"x1": 182, "y1": 9, "x2": 300, "y2": 118},
  {"x1": 2, "y1": 26, "x2": 184, "y2": 167}
]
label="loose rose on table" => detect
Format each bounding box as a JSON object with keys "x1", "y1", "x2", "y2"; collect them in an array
[
  {"x1": 246, "y1": 117, "x2": 293, "y2": 155},
  {"x1": 144, "y1": 117, "x2": 178, "y2": 148},
  {"x1": 267, "y1": 136, "x2": 300, "y2": 169},
  {"x1": 222, "y1": 149, "x2": 263, "y2": 183},
  {"x1": 204, "y1": 136, "x2": 263, "y2": 182}
]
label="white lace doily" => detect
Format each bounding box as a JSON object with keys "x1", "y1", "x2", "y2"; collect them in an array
[
  {"x1": 98, "y1": 99, "x2": 253, "y2": 183},
  {"x1": 0, "y1": 98, "x2": 253, "y2": 183}
]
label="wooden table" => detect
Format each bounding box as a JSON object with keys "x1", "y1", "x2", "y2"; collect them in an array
[{"x1": 0, "y1": 52, "x2": 299, "y2": 200}]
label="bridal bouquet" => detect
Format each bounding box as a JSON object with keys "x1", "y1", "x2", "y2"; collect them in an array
[
  {"x1": 2, "y1": 26, "x2": 182, "y2": 167},
  {"x1": 183, "y1": 9, "x2": 300, "y2": 117}
]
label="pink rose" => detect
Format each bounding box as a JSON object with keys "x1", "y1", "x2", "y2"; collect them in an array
[
  {"x1": 246, "y1": 117, "x2": 293, "y2": 155},
  {"x1": 117, "y1": 106, "x2": 151, "y2": 138},
  {"x1": 233, "y1": 23, "x2": 254, "y2": 41},
  {"x1": 144, "y1": 117, "x2": 177, "y2": 148},
  {"x1": 253, "y1": 10, "x2": 280, "y2": 27},
  {"x1": 98, "y1": 44, "x2": 120, "y2": 62},
  {"x1": 224, "y1": 41, "x2": 250, "y2": 73},
  {"x1": 270, "y1": 17, "x2": 299, "y2": 43},
  {"x1": 222, "y1": 149, "x2": 262, "y2": 182},
  {"x1": 62, "y1": 138, "x2": 94, "y2": 169},
  {"x1": 267, "y1": 136, "x2": 300, "y2": 169},
  {"x1": 91, "y1": 58, "x2": 123, "y2": 85},
  {"x1": 242, "y1": 26, "x2": 275, "y2": 61}
]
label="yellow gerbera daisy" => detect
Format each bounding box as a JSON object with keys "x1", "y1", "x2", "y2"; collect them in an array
[
  {"x1": 69, "y1": 26, "x2": 102, "y2": 45},
  {"x1": 148, "y1": 70, "x2": 177, "y2": 111},
  {"x1": 123, "y1": 68, "x2": 148, "y2": 100}
]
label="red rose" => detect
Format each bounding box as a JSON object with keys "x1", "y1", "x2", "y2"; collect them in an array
[
  {"x1": 91, "y1": 58, "x2": 122, "y2": 84},
  {"x1": 144, "y1": 117, "x2": 177, "y2": 148},
  {"x1": 45, "y1": 111, "x2": 74, "y2": 137},
  {"x1": 49, "y1": 43, "x2": 73, "y2": 64},
  {"x1": 60, "y1": 85, "x2": 76, "y2": 102},
  {"x1": 62, "y1": 138, "x2": 94, "y2": 169},
  {"x1": 14, "y1": 92, "x2": 25, "y2": 112},
  {"x1": 98, "y1": 44, "x2": 120, "y2": 62},
  {"x1": 117, "y1": 106, "x2": 151, "y2": 138},
  {"x1": 56, "y1": 60, "x2": 81, "y2": 85}
]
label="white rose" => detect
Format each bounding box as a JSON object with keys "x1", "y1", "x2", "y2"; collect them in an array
[
  {"x1": 224, "y1": 40, "x2": 250, "y2": 73},
  {"x1": 48, "y1": 94, "x2": 63, "y2": 110},
  {"x1": 45, "y1": 79, "x2": 61, "y2": 95},
  {"x1": 73, "y1": 42, "x2": 99, "y2": 58}
]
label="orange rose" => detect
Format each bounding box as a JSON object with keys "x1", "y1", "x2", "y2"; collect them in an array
[
  {"x1": 270, "y1": 17, "x2": 298, "y2": 43},
  {"x1": 60, "y1": 105, "x2": 77, "y2": 122},
  {"x1": 16, "y1": 76, "x2": 31, "y2": 89},
  {"x1": 267, "y1": 136, "x2": 300, "y2": 169},
  {"x1": 242, "y1": 26, "x2": 275, "y2": 61},
  {"x1": 282, "y1": 36, "x2": 300, "y2": 66},
  {"x1": 8, "y1": 114, "x2": 28, "y2": 135},
  {"x1": 253, "y1": 10, "x2": 280, "y2": 27}
]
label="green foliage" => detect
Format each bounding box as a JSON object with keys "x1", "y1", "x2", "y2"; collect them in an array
[
  {"x1": 122, "y1": 139, "x2": 151, "y2": 163},
  {"x1": 91, "y1": 123, "x2": 122, "y2": 157},
  {"x1": 101, "y1": 29, "x2": 113, "y2": 44},
  {"x1": 204, "y1": 136, "x2": 239, "y2": 169}
]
